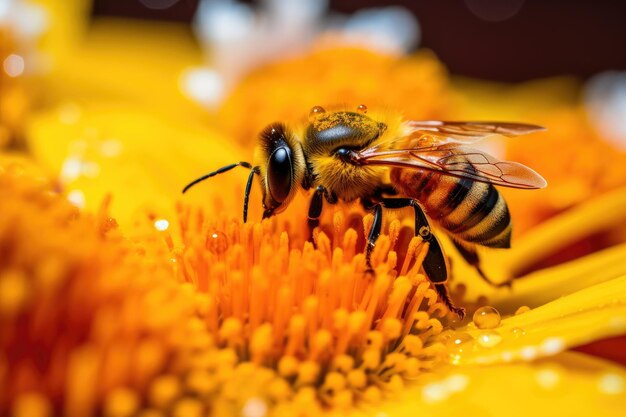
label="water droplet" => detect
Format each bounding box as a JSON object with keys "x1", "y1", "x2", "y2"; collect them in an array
[
  {"x1": 515, "y1": 305, "x2": 530, "y2": 315},
  {"x1": 472, "y1": 306, "x2": 501, "y2": 329},
  {"x1": 476, "y1": 330, "x2": 502, "y2": 348},
  {"x1": 449, "y1": 332, "x2": 473, "y2": 346},
  {"x1": 207, "y1": 231, "x2": 228, "y2": 254},
  {"x1": 309, "y1": 105, "x2": 326, "y2": 120},
  {"x1": 511, "y1": 327, "x2": 526, "y2": 337},
  {"x1": 447, "y1": 332, "x2": 474, "y2": 360},
  {"x1": 357, "y1": 104, "x2": 368, "y2": 113}
]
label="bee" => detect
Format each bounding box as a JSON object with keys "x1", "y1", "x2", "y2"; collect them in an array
[{"x1": 183, "y1": 105, "x2": 547, "y2": 318}]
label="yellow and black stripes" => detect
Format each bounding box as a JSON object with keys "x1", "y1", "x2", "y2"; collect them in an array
[{"x1": 391, "y1": 167, "x2": 512, "y2": 249}]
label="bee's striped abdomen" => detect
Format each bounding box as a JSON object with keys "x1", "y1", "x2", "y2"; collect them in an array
[{"x1": 390, "y1": 168, "x2": 512, "y2": 249}]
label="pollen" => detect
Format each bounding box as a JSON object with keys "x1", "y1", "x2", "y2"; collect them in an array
[
  {"x1": 169, "y1": 206, "x2": 452, "y2": 408},
  {"x1": 0, "y1": 158, "x2": 452, "y2": 415}
]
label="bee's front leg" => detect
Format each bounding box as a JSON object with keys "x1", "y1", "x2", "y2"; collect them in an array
[
  {"x1": 307, "y1": 185, "x2": 326, "y2": 242},
  {"x1": 381, "y1": 198, "x2": 466, "y2": 319},
  {"x1": 365, "y1": 203, "x2": 383, "y2": 273},
  {"x1": 307, "y1": 186, "x2": 338, "y2": 243}
]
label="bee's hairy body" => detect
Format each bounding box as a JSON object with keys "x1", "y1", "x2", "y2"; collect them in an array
[
  {"x1": 302, "y1": 111, "x2": 389, "y2": 202},
  {"x1": 184, "y1": 105, "x2": 545, "y2": 318},
  {"x1": 298, "y1": 110, "x2": 512, "y2": 251}
]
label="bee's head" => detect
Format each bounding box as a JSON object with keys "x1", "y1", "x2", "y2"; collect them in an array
[{"x1": 254, "y1": 123, "x2": 305, "y2": 218}]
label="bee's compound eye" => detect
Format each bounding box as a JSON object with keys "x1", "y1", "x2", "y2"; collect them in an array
[
  {"x1": 357, "y1": 104, "x2": 367, "y2": 113},
  {"x1": 309, "y1": 105, "x2": 326, "y2": 120},
  {"x1": 267, "y1": 147, "x2": 292, "y2": 203}
]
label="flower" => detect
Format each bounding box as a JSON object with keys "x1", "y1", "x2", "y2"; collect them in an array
[
  {"x1": 1, "y1": 154, "x2": 626, "y2": 417},
  {"x1": 4, "y1": 9, "x2": 626, "y2": 417},
  {"x1": 218, "y1": 47, "x2": 456, "y2": 145}
]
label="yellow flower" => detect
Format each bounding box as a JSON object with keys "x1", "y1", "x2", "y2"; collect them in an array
[
  {"x1": 5, "y1": 11, "x2": 626, "y2": 417},
  {"x1": 1, "y1": 154, "x2": 626, "y2": 417}
]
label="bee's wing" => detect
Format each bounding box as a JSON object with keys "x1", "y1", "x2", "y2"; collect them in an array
[
  {"x1": 357, "y1": 145, "x2": 547, "y2": 189},
  {"x1": 402, "y1": 121, "x2": 545, "y2": 146}
]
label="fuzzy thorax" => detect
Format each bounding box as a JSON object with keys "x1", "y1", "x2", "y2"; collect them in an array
[{"x1": 309, "y1": 154, "x2": 386, "y2": 201}]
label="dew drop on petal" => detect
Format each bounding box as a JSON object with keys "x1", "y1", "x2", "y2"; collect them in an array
[
  {"x1": 448, "y1": 332, "x2": 473, "y2": 347},
  {"x1": 515, "y1": 305, "x2": 531, "y2": 315},
  {"x1": 476, "y1": 330, "x2": 502, "y2": 348},
  {"x1": 357, "y1": 104, "x2": 368, "y2": 113},
  {"x1": 447, "y1": 332, "x2": 474, "y2": 363},
  {"x1": 472, "y1": 306, "x2": 501, "y2": 329}
]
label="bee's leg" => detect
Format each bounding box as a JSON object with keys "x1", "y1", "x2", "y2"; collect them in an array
[
  {"x1": 452, "y1": 241, "x2": 512, "y2": 288},
  {"x1": 381, "y1": 198, "x2": 465, "y2": 319},
  {"x1": 243, "y1": 167, "x2": 260, "y2": 223},
  {"x1": 307, "y1": 185, "x2": 326, "y2": 242},
  {"x1": 365, "y1": 203, "x2": 383, "y2": 273}
]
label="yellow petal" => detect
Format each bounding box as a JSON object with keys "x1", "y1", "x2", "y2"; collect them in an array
[
  {"x1": 354, "y1": 352, "x2": 626, "y2": 417},
  {"x1": 47, "y1": 18, "x2": 206, "y2": 124},
  {"x1": 450, "y1": 275, "x2": 626, "y2": 366},
  {"x1": 505, "y1": 186, "x2": 626, "y2": 278},
  {"x1": 26, "y1": 104, "x2": 245, "y2": 230}
]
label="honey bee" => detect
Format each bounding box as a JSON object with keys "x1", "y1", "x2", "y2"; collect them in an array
[{"x1": 183, "y1": 105, "x2": 547, "y2": 318}]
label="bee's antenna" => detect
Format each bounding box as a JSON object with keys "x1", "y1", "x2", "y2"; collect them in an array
[
  {"x1": 243, "y1": 167, "x2": 260, "y2": 223},
  {"x1": 182, "y1": 161, "x2": 253, "y2": 194}
]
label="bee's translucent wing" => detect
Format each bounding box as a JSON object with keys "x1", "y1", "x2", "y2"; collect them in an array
[
  {"x1": 357, "y1": 145, "x2": 547, "y2": 189},
  {"x1": 402, "y1": 121, "x2": 545, "y2": 146}
]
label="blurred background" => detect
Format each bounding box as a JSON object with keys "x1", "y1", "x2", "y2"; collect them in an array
[{"x1": 91, "y1": 0, "x2": 626, "y2": 82}]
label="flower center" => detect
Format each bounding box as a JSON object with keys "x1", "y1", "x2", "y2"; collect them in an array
[{"x1": 164, "y1": 207, "x2": 450, "y2": 409}]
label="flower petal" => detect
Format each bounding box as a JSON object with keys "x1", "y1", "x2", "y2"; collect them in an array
[
  {"x1": 362, "y1": 352, "x2": 626, "y2": 417},
  {"x1": 26, "y1": 105, "x2": 245, "y2": 230},
  {"x1": 450, "y1": 275, "x2": 626, "y2": 366}
]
